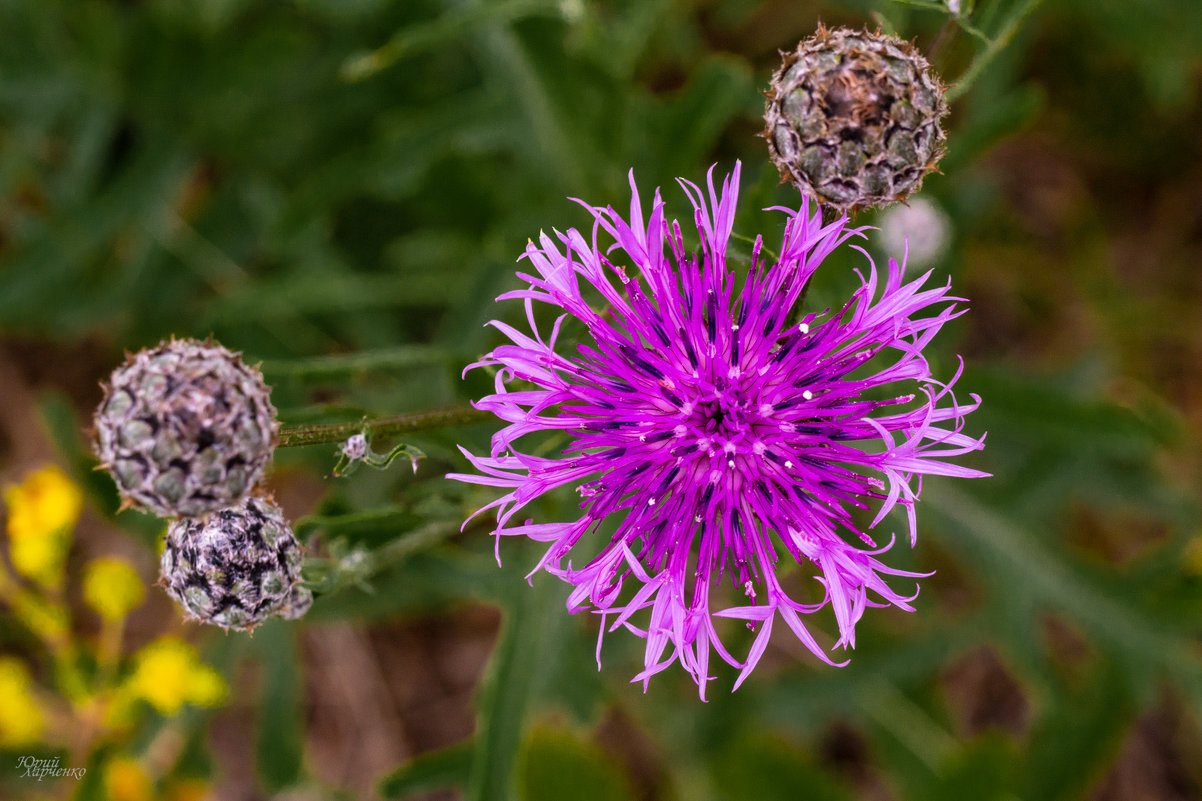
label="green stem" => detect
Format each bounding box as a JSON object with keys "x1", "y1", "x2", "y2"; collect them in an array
[
  {"x1": 277, "y1": 405, "x2": 492, "y2": 448},
  {"x1": 795, "y1": 205, "x2": 845, "y2": 311},
  {"x1": 731, "y1": 231, "x2": 779, "y2": 266},
  {"x1": 374, "y1": 520, "x2": 464, "y2": 570},
  {"x1": 946, "y1": 0, "x2": 1043, "y2": 103}
]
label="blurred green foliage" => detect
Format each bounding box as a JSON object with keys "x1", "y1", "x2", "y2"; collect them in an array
[{"x1": 3, "y1": 0, "x2": 1201, "y2": 799}]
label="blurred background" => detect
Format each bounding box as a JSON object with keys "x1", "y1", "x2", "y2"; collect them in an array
[{"x1": 1, "y1": 0, "x2": 1201, "y2": 799}]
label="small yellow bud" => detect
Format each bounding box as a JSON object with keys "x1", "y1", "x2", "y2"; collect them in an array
[
  {"x1": 186, "y1": 664, "x2": 226, "y2": 708},
  {"x1": 0, "y1": 657, "x2": 45, "y2": 747},
  {"x1": 83, "y1": 557, "x2": 145, "y2": 622},
  {"x1": 104, "y1": 756, "x2": 153, "y2": 801},
  {"x1": 3, "y1": 464, "x2": 84, "y2": 587},
  {"x1": 127, "y1": 637, "x2": 227, "y2": 716}
]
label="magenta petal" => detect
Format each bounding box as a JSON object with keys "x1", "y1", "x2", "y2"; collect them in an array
[{"x1": 450, "y1": 163, "x2": 986, "y2": 695}]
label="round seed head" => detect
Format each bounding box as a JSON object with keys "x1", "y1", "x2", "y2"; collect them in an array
[
  {"x1": 160, "y1": 496, "x2": 307, "y2": 631},
  {"x1": 764, "y1": 26, "x2": 948, "y2": 214},
  {"x1": 94, "y1": 338, "x2": 278, "y2": 518}
]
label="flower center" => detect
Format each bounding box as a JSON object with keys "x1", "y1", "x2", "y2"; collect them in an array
[{"x1": 690, "y1": 393, "x2": 750, "y2": 438}]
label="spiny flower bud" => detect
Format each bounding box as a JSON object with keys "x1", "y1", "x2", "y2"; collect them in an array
[
  {"x1": 764, "y1": 26, "x2": 948, "y2": 214},
  {"x1": 277, "y1": 584, "x2": 314, "y2": 620},
  {"x1": 159, "y1": 496, "x2": 307, "y2": 631},
  {"x1": 93, "y1": 338, "x2": 278, "y2": 518}
]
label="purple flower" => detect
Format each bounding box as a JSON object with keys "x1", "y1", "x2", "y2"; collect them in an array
[{"x1": 450, "y1": 164, "x2": 986, "y2": 697}]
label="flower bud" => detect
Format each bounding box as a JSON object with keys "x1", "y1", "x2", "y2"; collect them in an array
[
  {"x1": 94, "y1": 338, "x2": 277, "y2": 518},
  {"x1": 159, "y1": 496, "x2": 307, "y2": 631},
  {"x1": 764, "y1": 26, "x2": 948, "y2": 213}
]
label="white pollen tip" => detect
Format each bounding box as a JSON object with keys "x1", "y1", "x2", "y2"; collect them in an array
[
  {"x1": 639, "y1": 434, "x2": 646, "y2": 442},
  {"x1": 802, "y1": 390, "x2": 813, "y2": 400},
  {"x1": 648, "y1": 498, "x2": 656, "y2": 506},
  {"x1": 799, "y1": 322, "x2": 809, "y2": 334},
  {"x1": 785, "y1": 460, "x2": 793, "y2": 469},
  {"x1": 727, "y1": 459, "x2": 735, "y2": 468},
  {"x1": 694, "y1": 515, "x2": 703, "y2": 523}
]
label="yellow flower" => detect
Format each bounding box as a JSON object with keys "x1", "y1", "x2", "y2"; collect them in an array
[
  {"x1": 3, "y1": 465, "x2": 84, "y2": 587},
  {"x1": 104, "y1": 756, "x2": 153, "y2": 801},
  {"x1": 83, "y1": 557, "x2": 145, "y2": 622},
  {"x1": 3, "y1": 465, "x2": 83, "y2": 538},
  {"x1": 127, "y1": 637, "x2": 226, "y2": 716},
  {"x1": 0, "y1": 656, "x2": 45, "y2": 747},
  {"x1": 165, "y1": 778, "x2": 210, "y2": 801}
]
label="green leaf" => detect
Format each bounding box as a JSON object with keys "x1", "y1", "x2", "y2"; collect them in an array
[
  {"x1": 379, "y1": 740, "x2": 474, "y2": 799},
  {"x1": 961, "y1": 364, "x2": 1186, "y2": 522},
  {"x1": 310, "y1": 547, "x2": 506, "y2": 622},
  {"x1": 260, "y1": 345, "x2": 452, "y2": 379},
  {"x1": 927, "y1": 486, "x2": 1202, "y2": 691},
  {"x1": 456, "y1": 0, "x2": 584, "y2": 193},
  {"x1": 637, "y1": 55, "x2": 755, "y2": 180},
  {"x1": 467, "y1": 572, "x2": 562, "y2": 801},
  {"x1": 341, "y1": 0, "x2": 560, "y2": 81},
  {"x1": 294, "y1": 505, "x2": 417, "y2": 540},
  {"x1": 254, "y1": 621, "x2": 305, "y2": 792},
  {"x1": 947, "y1": 0, "x2": 1045, "y2": 103},
  {"x1": 0, "y1": 131, "x2": 192, "y2": 335},
  {"x1": 710, "y1": 732, "x2": 853, "y2": 801},
  {"x1": 942, "y1": 83, "x2": 1045, "y2": 174},
  {"x1": 754, "y1": 618, "x2": 981, "y2": 726},
  {"x1": 519, "y1": 724, "x2": 633, "y2": 801},
  {"x1": 928, "y1": 734, "x2": 1018, "y2": 801},
  {"x1": 1019, "y1": 662, "x2": 1134, "y2": 801}
]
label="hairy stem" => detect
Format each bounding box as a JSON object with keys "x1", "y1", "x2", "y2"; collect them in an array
[{"x1": 277, "y1": 405, "x2": 491, "y2": 448}]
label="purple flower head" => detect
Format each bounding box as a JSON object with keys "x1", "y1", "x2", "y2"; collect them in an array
[{"x1": 450, "y1": 164, "x2": 986, "y2": 697}]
